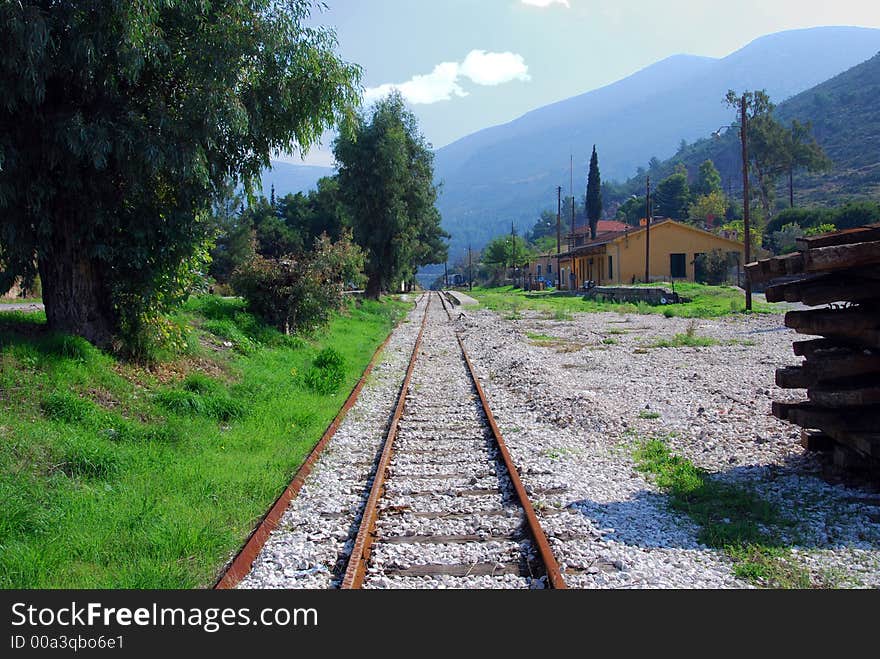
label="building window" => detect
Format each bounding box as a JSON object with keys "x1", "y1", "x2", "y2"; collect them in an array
[
  {"x1": 547, "y1": 263, "x2": 553, "y2": 274},
  {"x1": 670, "y1": 253, "x2": 687, "y2": 279},
  {"x1": 537, "y1": 264, "x2": 542, "y2": 276},
  {"x1": 608, "y1": 255, "x2": 613, "y2": 280}
]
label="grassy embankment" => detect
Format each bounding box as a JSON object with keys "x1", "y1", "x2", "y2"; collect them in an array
[
  {"x1": 470, "y1": 283, "x2": 783, "y2": 319},
  {"x1": 0, "y1": 295, "x2": 408, "y2": 588}
]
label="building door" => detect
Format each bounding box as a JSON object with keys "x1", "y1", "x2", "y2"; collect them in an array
[{"x1": 670, "y1": 253, "x2": 687, "y2": 279}]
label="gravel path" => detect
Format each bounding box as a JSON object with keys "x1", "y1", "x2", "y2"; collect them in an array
[{"x1": 458, "y1": 306, "x2": 880, "y2": 588}]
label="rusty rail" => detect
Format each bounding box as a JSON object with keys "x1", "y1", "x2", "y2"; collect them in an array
[
  {"x1": 439, "y1": 291, "x2": 566, "y2": 588},
  {"x1": 214, "y1": 294, "x2": 425, "y2": 589},
  {"x1": 340, "y1": 294, "x2": 433, "y2": 589},
  {"x1": 342, "y1": 291, "x2": 567, "y2": 589}
]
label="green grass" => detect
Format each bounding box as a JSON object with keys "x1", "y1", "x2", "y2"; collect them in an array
[
  {"x1": 0, "y1": 295, "x2": 408, "y2": 588},
  {"x1": 470, "y1": 283, "x2": 783, "y2": 319},
  {"x1": 633, "y1": 438, "x2": 816, "y2": 588},
  {"x1": 638, "y1": 410, "x2": 661, "y2": 420},
  {"x1": 0, "y1": 298, "x2": 41, "y2": 305},
  {"x1": 649, "y1": 334, "x2": 721, "y2": 348}
]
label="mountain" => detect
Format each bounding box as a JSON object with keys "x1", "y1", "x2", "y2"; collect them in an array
[
  {"x1": 614, "y1": 51, "x2": 880, "y2": 208},
  {"x1": 433, "y1": 26, "x2": 880, "y2": 256},
  {"x1": 259, "y1": 161, "x2": 335, "y2": 198}
]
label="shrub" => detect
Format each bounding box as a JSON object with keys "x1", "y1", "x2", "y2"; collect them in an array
[
  {"x1": 694, "y1": 249, "x2": 732, "y2": 285},
  {"x1": 231, "y1": 230, "x2": 365, "y2": 335}
]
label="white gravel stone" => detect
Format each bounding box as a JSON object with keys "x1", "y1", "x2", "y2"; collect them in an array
[{"x1": 456, "y1": 304, "x2": 880, "y2": 588}]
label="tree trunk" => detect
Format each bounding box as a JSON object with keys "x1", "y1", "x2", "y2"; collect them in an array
[
  {"x1": 39, "y1": 220, "x2": 116, "y2": 349},
  {"x1": 365, "y1": 271, "x2": 382, "y2": 299}
]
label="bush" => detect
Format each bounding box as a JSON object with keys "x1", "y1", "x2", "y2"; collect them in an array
[
  {"x1": 303, "y1": 348, "x2": 346, "y2": 395},
  {"x1": 694, "y1": 249, "x2": 732, "y2": 285},
  {"x1": 231, "y1": 231, "x2": 365, "y2": 335}
]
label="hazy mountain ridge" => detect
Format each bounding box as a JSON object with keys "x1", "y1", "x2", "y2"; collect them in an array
[
  {"x1": 613, "y1": 51, "x2": 880, "y2": 208},
  {"x1": 433, "y1": 26, "x2": 880, "y2": 256}
]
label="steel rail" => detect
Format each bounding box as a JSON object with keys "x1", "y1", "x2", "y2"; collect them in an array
[
  {"x1": 214, "y1": 293, "x2": 426, "y2": 589},
  {"x1": 342, "y1": 292, "x2": 567, "y2": 589},
  {"x1": 340, "y1": 294, "x2": 433, "y2": 589},
  {"x1": 440, "y1": 291, "x2": 566, "y2": 588}
]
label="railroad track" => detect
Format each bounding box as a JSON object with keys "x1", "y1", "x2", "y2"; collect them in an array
[{"x1": 340, "y1": 291, "x2": 567, "y2": 589}]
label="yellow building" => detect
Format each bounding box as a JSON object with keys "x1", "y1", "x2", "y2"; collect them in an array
[{"x1": 557, "y1": 219, "x2": 745, "y2": 289}]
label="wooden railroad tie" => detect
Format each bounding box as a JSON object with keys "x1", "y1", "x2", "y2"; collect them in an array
[{"x1": 749, "y1": 223, "x2": 880, "y2": 476}]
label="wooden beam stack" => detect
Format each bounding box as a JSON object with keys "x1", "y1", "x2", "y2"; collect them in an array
[{"x1": 746, "y1": 223, "x2": 880, "y2": 476}]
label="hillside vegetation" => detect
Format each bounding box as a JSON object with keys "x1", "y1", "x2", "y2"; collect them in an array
[{"x1": 611, "y1": 52, "x2": 880, "y2": 209}]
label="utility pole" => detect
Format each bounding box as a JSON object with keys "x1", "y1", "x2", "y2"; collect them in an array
[
  {"x1": 741, "y1": 94, "x2": 752, "y2": 311},
  {"x1": 468, "y1": 245, "x2": 473, "y2": 291},
  {"x1": 644, "y1": 175, "x2": 651, "y2": 283},
  {"x1": 556, "y1": 186, "x2": 562, "y2": 290},
  {"x1": 570, "y1": 154, "x2": 576, "y2": 285},
  {"x1": 511, "y1": 221, "x2": 516, "y2": 287}
]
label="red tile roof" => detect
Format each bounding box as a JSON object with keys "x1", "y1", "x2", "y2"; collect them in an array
[{"x1": 571, "y1": 220, "x2": 629, "y2": 234}]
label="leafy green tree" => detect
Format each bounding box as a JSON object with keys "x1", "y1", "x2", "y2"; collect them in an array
[
  {"x1": 727, "y1": 90, "x2": 780, "y2": 223},
  {"x1": 693, "y1": 160, "x2": 723, "y2": 197},
  {"x1": 481, "y1": 234, "x2": 534, "y2": 269},
  {"x1": 334, "y1": 92, "x2": 448, "y2": 298},
  {"x1": 688, "y1": 191, "x2": 727, "y2": 226},
  {"x1": 530, "y1": 210, "x2": 563, "y2": 241},
  {"x1": 779, "y1": 119, "x2": 832, "y2": 207},
  {"x1": 0, "y1": 1, "x2": 360, "y2": 349},
  {"x1": 616, "y1": 196, "x2": 646, "y2": 226},
  {"x1": 721, "y1": 219, "x2": 763, "y2": 254},
  {"x1": 694, "y1": 250, "x2": 731, "y2": 285},
  {"x1": 531, "y1": 236, "x2": 558, "y2": 255},
  {"x1": 247, "y1": 197, "x2": 303, "y2": 259},
  {"x1": 586, "y1": 145, "x2": 603, "y2": 238},
  {"x1": 654, "y1": 172, "x2": 691, "y2": 220}
]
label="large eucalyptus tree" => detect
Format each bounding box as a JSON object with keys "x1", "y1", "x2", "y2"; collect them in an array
[{"x1": 0, "y1": 1, "x2": 360, "y2": 347}]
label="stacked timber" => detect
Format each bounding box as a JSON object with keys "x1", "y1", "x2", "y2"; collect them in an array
[{"x1": 746, "y1": 224, "x2": 880, "y2": 476}]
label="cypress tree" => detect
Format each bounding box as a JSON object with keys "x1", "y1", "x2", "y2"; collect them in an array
[{"x1": 586, "y1": 145, "x2": 602, "y2": 239}]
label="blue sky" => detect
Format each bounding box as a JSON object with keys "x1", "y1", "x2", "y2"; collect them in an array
[{"x1": 289, "y1": 0, "x2": 880, "y2": 165}]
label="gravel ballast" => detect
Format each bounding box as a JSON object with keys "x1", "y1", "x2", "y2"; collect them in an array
[
  {"x1": 240, "y1": 293, "x2": 880, "y2": 589},
  {"x1": 457, "y1": 304, "x2": 880, "y2": 588}
]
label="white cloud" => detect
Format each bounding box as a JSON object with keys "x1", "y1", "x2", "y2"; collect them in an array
[
  {"x1": 460, "y1": 50, "x2": 531, "y2": 86},
  {"x1": 521, "y1": 0, "x2": 570, "y2": 8},
  {"x1": 364, "y1": 50, "x2": 530, "y2": 105},
  {"x1": 363, "y1": 61, "x2": 466, "y2": 105}
]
